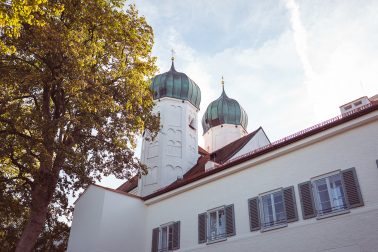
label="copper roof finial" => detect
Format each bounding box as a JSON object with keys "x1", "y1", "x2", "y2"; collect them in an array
[
  {"x1": 170, "y1": 48, "x2": 176, "y2": 71},
  {"x1": 171, "y1": 48, "x2": 175, "y2": 62}
]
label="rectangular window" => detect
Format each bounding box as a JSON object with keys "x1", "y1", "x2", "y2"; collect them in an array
[
  {"x1": 151, "y1": 221, "x2": 180, "y2": 252},
  {"x1": 354, "y1": 101, "x2": 362, "y2": 106},
  {"x1": 207, "y1": 207, "x2": 226, "y2": 243},
  {"x1": 198, "y1": 204, "x2": 235, "y2": 244},
  {"x1": 259, "y1": 189, "x2": 287, "y2": 230},
  {"x1": 312, "y1": 172, "x2": 348, "y2": 217},
  {"x1": 159, "y1": 224, "x2": 172, "y2": 251}
]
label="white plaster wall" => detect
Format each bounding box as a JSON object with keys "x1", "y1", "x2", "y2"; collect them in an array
[
  {"x1": 203, "y1": 124, "x2": 247, "y2": 153},
  {"x1": 144, "y1": 117, "x2": 378, "y2": 252},
  {"x1": 67, "y1": 186, "x2": 105, "y2": 252},
  {"x1": 68, "y1": 186, "x2": 146, "y2": 252},
  {"x1": 140, "y1": 97, "x2": 199, "y2": 196},
  {"x1": 230, "y1": 128, "x2": 270, "y2": 159},
  {"x1": 97, "y1": 190, "x2": 147, "y2": 252}
]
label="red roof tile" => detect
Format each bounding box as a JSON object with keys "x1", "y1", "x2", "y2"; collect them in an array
[
  {"x1": 198, "y1": 146, "x2": 209, "y2": 156},
  {"x1": 118, "y1": 146, "x2": 211, "y2": 193},
  {"x1": 210, "y1": 127, "x2": 261, "y2": 164},
  {"x1": 117, "y1": 175, "x2": 138, "y2": 192},
  {"x1": 182, "y1": 128, "x2": 262, "y2": 179}
]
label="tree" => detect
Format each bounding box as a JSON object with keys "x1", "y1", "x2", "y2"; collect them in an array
[
  {"x1": 0, "y1": 0, "x2": 159, "y2": 251},
  {"x1": 0, "y1": 0, "x2": 64, "y2": 54}
]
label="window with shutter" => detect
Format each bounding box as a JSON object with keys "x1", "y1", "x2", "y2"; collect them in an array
[
  {"x1": 299, "y1": 168, "x2": 364, "y2": 220},
  {"x1": 312, "y1": 172, "x2": 348, "y2": 217},
  {"x1": 249, "y1": 187, "x2": 298, "y2": 232},
  {"x1": 258, "y1": 189, "x2": 288, "y2": 231},
  {"x1": 298, "y1": 181, "x2": 317, "y2": 219},
  {"x1": 248, "y1": 197, "x2": 260, "y2": 231},
  {"x1": 152, "y1": 221, "x2": 181, "y2": 252},
  {"x1": 199, "y1": 204, "x2": 235, "y2": 245},
  {"x1": 206, "y1": 206, "x2": 226, "y2": 243}
]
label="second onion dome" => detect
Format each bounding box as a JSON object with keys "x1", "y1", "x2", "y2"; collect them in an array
[{"x1": 202, "y1": 77, "x2": 248, "y2": 134}]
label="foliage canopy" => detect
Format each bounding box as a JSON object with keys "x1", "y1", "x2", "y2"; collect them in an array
[{"x1": 0, "y1": 0, "x2": 159, "y2": 250}]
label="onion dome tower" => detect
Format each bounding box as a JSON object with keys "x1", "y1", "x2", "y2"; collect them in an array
[
  {"x1": 202, "y1": 77, "x2": 248, "y2": 152},
  {"x1": 150, "y1": 61, "x2": 201, "y2": 109},
  {"x1": 139, "y1": 55, "x2": 201, "y2": 197}
]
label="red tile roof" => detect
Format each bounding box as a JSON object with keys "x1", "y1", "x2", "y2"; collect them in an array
[
  {"x1": 182, "y1": 128, "x2": 262, "y2": 179},
  {"x1": 210, "y1": 127, "x2": 261, "y2": 164},
  {"x1": 198, "y1": 146, "x2": 209, "y2": 156},
  {"x1": 117, "y1": 175, "x2": 138, "y2": 192},
  {"x1": 118, "y1": 145, "x2": 212, "y2": 193}
]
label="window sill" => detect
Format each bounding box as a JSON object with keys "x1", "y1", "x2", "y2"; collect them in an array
[
  {"x1": 206, "y1": 237, "x2": 227, "y2": 245},
  {"x1": 316, "y1": 209, "x2": 350, "y2": 220},
  {"x1": 158, "y1": 249, "x2": 173, "y2": 252},
  {"x1": 260, "y1": 223, "x2": 288, "y2": 232}
]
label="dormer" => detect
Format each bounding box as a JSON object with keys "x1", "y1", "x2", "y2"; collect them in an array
[{"x1": 339, "y1": 96, "x2": 371, "y2": 114}]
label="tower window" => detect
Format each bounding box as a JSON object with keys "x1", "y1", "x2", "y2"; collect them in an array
[{"x1": 189, "y1": 118, "x2": 196, "y2": 130}]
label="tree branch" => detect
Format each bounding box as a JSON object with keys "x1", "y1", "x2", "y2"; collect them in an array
[{"x1": 0, "y1": 129, "x2": 33, "y2": 140}]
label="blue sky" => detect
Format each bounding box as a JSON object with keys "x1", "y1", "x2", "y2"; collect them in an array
[{"x1": 99, "y1": 0, "x2": 378, "y2": 188}]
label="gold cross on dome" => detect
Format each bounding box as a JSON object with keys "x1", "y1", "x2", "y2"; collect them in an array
[{"x1": 171, "y1": 48, "x2": 175, "y2": 62}]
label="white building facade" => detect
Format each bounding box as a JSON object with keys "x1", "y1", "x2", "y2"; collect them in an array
[{"x1": 67, "y1": 61, "x2": 378, "y2": 252}]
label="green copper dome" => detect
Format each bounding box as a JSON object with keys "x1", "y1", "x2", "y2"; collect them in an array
[
  {"x1": 151, "y1": 61, "x2": 201, "y2": 109},
  {"x1": 202, "y1": 84, "x2": 248, "y2": 134}
]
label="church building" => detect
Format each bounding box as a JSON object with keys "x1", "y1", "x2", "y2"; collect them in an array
[{"x1": 67, "y1": 58, "x2": 378, "y2": 252}]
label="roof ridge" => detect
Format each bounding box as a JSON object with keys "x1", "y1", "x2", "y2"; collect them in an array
[{"x1": 210, "y1": 127, "x2": 261, "y2": 163}]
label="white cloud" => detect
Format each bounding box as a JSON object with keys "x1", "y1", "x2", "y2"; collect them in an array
[
  {"x1": 99, "y1": 0, "x2": 378, "y2": 189},
  {"x1": 288, "y1": 0, "x2": 378, "y2": 119}
]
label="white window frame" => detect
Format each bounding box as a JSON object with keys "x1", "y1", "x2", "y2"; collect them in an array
[
  {"x1": 206, "y1": 206, "x2": 227, "y2": 244},
  {"x1": 158, "y1": 222, "x2": 174, "y2": 252},
  {"x1": 259, "y1": 188, "x2": 287, "y2": 231},
  {"x1": 311, "y1": 171, "x2": 349, "y2": 219}
]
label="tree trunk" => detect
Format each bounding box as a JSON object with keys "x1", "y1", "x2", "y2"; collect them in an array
[{"x1": 15, "y1": 172, "x2": 58, "y2": 252}]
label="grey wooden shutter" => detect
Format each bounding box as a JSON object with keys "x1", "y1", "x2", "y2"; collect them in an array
[
  {"x1": 151, "y1": 227, "x2": 159, "y2": 252},
  {"x1": 248, "y1": 197, "x2": 260, "y2": 231},
  {"x1": 283, "y1": 186, "x2": 298, "y2": 223},
  {"x1": 198, "y1": 212, "x2": 207, "y2": 244},
  {"x1": 168, "y1": 224, "x2": 173, "y2": 250},
  {"x1": 341, "y1": 167, "x2": 364, "y2": 208},
  {"x1": 298, "y1": 181, "x2": 316, "y2": 219},
  {"x1": 172, "y1": 221, "x2": 180, "y2": 250},
  {"x1": 225, "y1": 204, "x2": 236, "y2": 237}
]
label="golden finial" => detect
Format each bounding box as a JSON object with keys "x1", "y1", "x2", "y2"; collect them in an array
[
  {"x1": 221, "y1": 76, "x2": 224, "y2": 89},
  {"x1": 171, "y1": 48, "x2": 175, "y2": 62}
]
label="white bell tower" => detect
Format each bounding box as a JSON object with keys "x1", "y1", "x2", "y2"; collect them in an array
[
  {"x1": 138, "y1": 57, "x2": 201, "y2": 197},
  {"x1": 202, "y1": 77, "x2": 249, "y2": 152}
]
